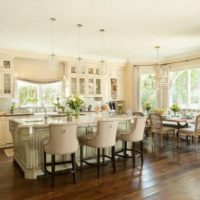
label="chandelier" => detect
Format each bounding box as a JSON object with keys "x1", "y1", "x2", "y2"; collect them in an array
[
  {"x1": 48, "y1": 17, "x2": 58, "y2": 70},
  {"x1": 144, "y1": 46, "x2": 172, "y2": 89}
]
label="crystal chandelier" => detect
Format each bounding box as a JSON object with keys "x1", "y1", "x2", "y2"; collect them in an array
[
  {"x1": 48, "y1": 17, "x2": 58, "y2": 70},
  {"x1": 144, "y1": 46, "x2": 172, "y2": 89},
  {"x1": 99, "y1": 29, "x2": 107, "y2": 75}
]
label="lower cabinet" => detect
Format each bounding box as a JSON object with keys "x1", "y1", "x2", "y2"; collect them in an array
[
  {"x1": 0, "y1": 117, "x2": 13, "y2": 147},
  {"x1": 4, "y1": 119, "x2": 13, "y2": 144},
  {"x1": 0, "y1": 118, "x2": 4, "y2": 145}
]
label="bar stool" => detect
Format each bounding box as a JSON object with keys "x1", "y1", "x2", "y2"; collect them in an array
[
  {"x1": 116, "y1": 116, "x2": 147, "y2": 167},
  {"x1": 43, "y1": 123, "x2": 78, "y2": 187},
  {"x1": 78, "y1": 120, "x2": 118, "y2": 178}
]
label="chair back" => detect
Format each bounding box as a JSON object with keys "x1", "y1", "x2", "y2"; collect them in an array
[
  {"x1": 149, "y1": 113, "x2": 163, "y2": 130},
  {"x1": 195, "y1": 114, "x2": 200, "y2": 133},
  {"x1": 129, "y1": 116, "x2": 147, "y2": 142},
  {"x1": 44, "y1": 123, "x2": 78, "y2": 155},
  {"x1": 132, "y1": 112, "x2": 144, "y2": 117},
  {"x1": 95, "y1": 120, "x2": 118, "y2": 148}
]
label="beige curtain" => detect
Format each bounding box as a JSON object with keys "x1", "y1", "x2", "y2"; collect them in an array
[{"x1": 14, "y1": 58, "x2": 65, "y2": 83}]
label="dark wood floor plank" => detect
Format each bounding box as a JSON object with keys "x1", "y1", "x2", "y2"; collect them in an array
[{"x1": 1, "y1": 138, "x2": 200, "y2": 200}]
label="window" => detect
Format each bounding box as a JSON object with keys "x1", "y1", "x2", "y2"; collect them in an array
[
  {"x1": 16, "y1": 80, "x2": 62, "y2": 106},
  {"x1": 140, "y1": 73, "x2": 157, "y2": 111},
  {"x1": 170, "y1": 68, "x2": 200, "y2": 108}
]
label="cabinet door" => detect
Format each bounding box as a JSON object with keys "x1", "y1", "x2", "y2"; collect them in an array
[
  {"x1": 4, "y1": 119, "x2": 13, "y2": 144},
  {"x1": 2, "y1": 73, "x2": 12, "y2": 96},
  {"x1": 71, "y1": 77, "x2": 78, "y2": 94},
  {"x1": 111, "y1": 78, "x2": 117, "y2": 99},
  {"x1": 79, "y1": 78, "x2": 85, "y2": 95},
  {"x1": 0, "y1": 119, "x2": 4, "y2": 145},
  {"x1": 0, "y1": 59, "x2": 12, "y2": 71},
  {"x1": 96, "y1": 78, "x2": 101, "y2": 95},
  {"x1": 88, "y1": 78, "x2": 95, "y2": 95}
]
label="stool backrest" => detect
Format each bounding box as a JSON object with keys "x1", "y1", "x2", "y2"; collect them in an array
[
  {"x1": 96, "y1": 120, "x2": 118, "y2": 148},
  {"x1": 130, "y1": 116, "x2": 147, "y2": 142},
  {"x1": 46, "y1": 123, "x2": 78, "y2": 155},
  {"x1": 132, "y1": 112, "x2": 144, "y2": 117}
]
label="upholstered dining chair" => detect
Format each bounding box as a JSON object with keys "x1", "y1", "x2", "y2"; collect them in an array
[
  {"x1": 43, "y1": 123, "x2": 78, "y2": 187},
  {"x1": 149, "y1": 113, "x2": 176, "y2": 147},
  {"x1": 78, "y1": 120, "x2": 118, "y2": 178},
  {"x1": 116, "y1": 116, "x2": 147, "y2": 167},
  {"x1": 178, "y1": 114, "x2": 200, "y2": 152}
]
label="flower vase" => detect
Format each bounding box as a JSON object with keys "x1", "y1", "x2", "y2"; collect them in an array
[
  {"x1": 174, "y1": 112, "x2": 177, "y2": 117},
  {"x1": 74, "y1": 109, "x2": 80, "y2": 119}
]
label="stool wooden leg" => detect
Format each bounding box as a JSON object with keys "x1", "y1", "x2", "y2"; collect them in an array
[
  {"x1": 111, "y1": 146, "x2": 116, "y2": 172},
  {"x1": 140, "y1": 141, "x2": 144, "y2": 166},
  {"x1": 132, "y1": 142, "x2": 135, "y2": 168},
  {"x1": 97, "y1": 148, "x2": 100, "y2": 178},
  {"x1": 71, "y1": 153, "x2": 77, "y2": 184},
  {"x1": 124, "y1": 141, "x2": 127, "y2": 158},
  {"x1": 44, "y1": 151, "x2": 47, "y2": 175},
  {"x1": 51, "y1": 155, "x2": 55, "y2": 187},
  {"x1": 80, "y1": 145, "x2": 83, "y2": 171},
  {"x1": 102, "y1": 148, "x2": 105, "y2": 164}
]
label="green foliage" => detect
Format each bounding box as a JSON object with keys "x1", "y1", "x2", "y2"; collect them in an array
[
  {"x1": 170, "y1": 104, "x2": 180, "y2": 112},
  {"x1": 67, "y1": 95, "x2": 84, "y2": 111},
  {"x1": 143, "y1": 102, "x2": 152, "y2": 111}
]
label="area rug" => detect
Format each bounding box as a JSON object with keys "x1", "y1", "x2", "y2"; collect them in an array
[{"x1": 4, "y1": 148, "x2": 14, "y2": 157}]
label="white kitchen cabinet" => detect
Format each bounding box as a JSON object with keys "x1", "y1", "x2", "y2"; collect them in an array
[
  {"x1": 0, "y1": 58, "x2": 13, "y2": 97},
  {"x1": 68, "y1": 63, "x2": 103, "y2": 97},
  {"x1": 4, "y1": 119, "x2": 13, "y2": 144},
  {"x1": 0, "y1": 117, "x2": 13, "y2": 147},
  {"x1": 0, "y1": 118, "x2": 4, "y2": 145}
]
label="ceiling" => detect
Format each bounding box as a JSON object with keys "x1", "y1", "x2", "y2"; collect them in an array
[{"x1": 0, "y1": 0, "x2": 200, "y2": 63}]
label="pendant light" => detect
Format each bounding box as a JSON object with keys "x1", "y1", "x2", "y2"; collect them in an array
[
  {"x1": 99, "y1": 29, "x2": 107, "y2": 75},
  {"x1": 144, "y1": 46, "x2": 171, "y2": 89},
  {"x1": 48, "y1": 17, "x2": 58, "y2": 70},
  {"x1": 76, "y1": 24, "x2": 84, "y2": 74}
]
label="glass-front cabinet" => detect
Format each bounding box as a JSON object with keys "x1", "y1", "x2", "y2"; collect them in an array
[
  {"x1": 69, "y1": 63, "x2": 102, "y2": 97},
  {"x1": 111, "y1": 78, "x2": 117, "y2": 99},
  {"x1": 0, "y1": 58, "x2": 13, "y2": 96}
]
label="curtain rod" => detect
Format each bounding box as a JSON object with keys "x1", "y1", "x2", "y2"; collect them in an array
[{"x1": 133, "y1": 56, "x2": 200, "y2": 67}]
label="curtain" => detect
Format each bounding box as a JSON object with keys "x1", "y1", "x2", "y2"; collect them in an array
[{"x1": 14, "y1": 58, "x2": 65, "y2": 83}]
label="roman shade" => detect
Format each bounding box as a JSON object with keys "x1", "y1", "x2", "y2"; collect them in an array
[{"x1": 14, "y1": 58, "x2": 65, "y2": 83}]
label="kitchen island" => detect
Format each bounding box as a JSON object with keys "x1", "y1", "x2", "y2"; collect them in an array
[{"x1": 9, "y1": 113, "x2": 131, "y2": 179}]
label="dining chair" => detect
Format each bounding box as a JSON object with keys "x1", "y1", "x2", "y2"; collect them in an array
[
  {"x1": 43, "y1": 123, "x2": 78, "y2": 187},
  {"x1": 78, "y1": 120, "x2": 118, "y2": 178},
  {"x1": 116, "y1": 116, "x2": 147, "y2": 167},
  {"x1": 149, "y1": 113, "x2": 176, "y2": 147},
  {"x1": 178, "y1": 114, "x2": 200, "y2": 152}
]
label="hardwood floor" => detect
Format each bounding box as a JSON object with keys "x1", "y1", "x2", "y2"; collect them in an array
[{"x1": 1, "y1": 137, "x2": 200, "y2": 200}]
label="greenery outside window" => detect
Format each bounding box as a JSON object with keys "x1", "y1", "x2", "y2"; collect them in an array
[
  {"x1": 170, "y1": 68, "x2": 200, "y2": 108},
  {"x1": 16, "y1": 80, "x2": 62, "y2": 106},
  {"x1": 140, "y1": 73, "x2": 157, "y2": 111}
]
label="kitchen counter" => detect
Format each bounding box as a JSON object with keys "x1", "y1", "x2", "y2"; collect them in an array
[{"x1": 9, "y1": 114, "x2": 131, "y2": 179}]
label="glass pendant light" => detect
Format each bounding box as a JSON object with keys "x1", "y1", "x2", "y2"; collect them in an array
[
  {"x1": 76, "y1": 24, "x2": 84, "y2": 74},
  {"x1": 48, "y1": 17, "x2": 58, "y2": 70},
  {"x1": 99, "y1": 29, "x2": 107, "y2": 75}
]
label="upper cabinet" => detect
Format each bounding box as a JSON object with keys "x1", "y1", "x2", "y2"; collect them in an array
[
  {"x1": 0, "y1": 58, "x2": 13, "y2": 97},
  {"x1": 68, "y1": 63, "x2": 102, "y2": 97}
]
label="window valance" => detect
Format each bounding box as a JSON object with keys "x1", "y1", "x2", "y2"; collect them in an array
[{"x1": 14, "y1": 58, "x2": 65, "y2": 83}]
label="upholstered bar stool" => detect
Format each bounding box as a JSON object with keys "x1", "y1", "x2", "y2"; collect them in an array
[
  {"x1": 116, "y1": 116, "x2": 147, "y2": 167},
  {"x1": 43, "y1": 123, "x2": 78, "y2": 187},
  {"x1": 78, "y1": 120, "x2": 118, "y2": 178}
]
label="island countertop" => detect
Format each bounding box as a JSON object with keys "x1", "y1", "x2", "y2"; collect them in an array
[{"x1": 9, "y1": 114, "x2": 132, "y2": 128}]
